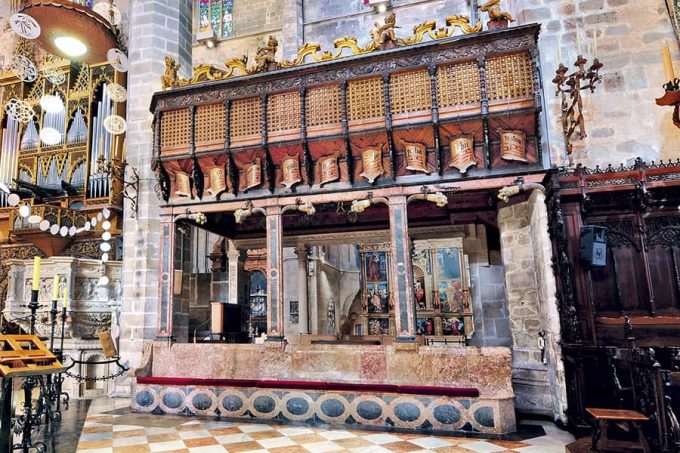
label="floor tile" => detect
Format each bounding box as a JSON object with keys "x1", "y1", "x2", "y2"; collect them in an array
[
  {"x1": 318, "y1": 430, "x2": 357, "y2": 440},
  {"x1": 178, "y1": 429, "x2": 212, "y2": 440},
  {"x1": 455, "y1": 441, "x2": 507, "y2": 452},
  {"x1": 183, "y1": 436, "x2": 220, "y2": 448},
  {"x1": 408, "y1": 437, "x2": 455, "y2": 449},
  {"x1": 148, "y1": 440, "x2": 187, "y2": 452},
  {"x1": 300, "y1": 440, "x2": 345, "y2": 452},
  {"x1": 215, "y1": 433, "x2": 253, "y2": 444},
  {"x1": 363, "y1": 433, "x2": 405, "y2": 445},
  {"x1": 112, "y1": 436, "x2": 148, "y2": 447},
  {"x1": 256, "y1": 436, "x2": 297, "y2": 448}
]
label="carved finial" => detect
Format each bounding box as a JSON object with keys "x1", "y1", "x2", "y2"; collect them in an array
[
  {"x1": 161, "y1": 56, "x2": 181, "y2": 90},
  {"x1": 623, "y1": 315, "x2": 635, "y2": 342},
  {"x1": 478, "y1": 0, "x2": 514, "y2": 30}
]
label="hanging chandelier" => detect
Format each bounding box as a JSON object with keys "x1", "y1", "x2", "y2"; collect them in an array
[{"x1": 19, "y1": 0, "x2": 121, "y2": 63}]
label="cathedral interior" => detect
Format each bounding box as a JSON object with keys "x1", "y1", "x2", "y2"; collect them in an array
[{"x1": 0, "y1": 0, "x2": 679, "y2": 452}]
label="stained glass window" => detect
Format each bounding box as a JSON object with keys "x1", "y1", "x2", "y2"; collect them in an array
[
  {"x1": 198, "y1": 0, "x2": 211, "y2": 33},
  {"x1": 197, "y1": 0, "x2": 233, "y2": 38}
]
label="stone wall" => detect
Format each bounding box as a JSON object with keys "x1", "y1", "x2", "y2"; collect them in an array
[{"x1": 509, "y1": 0, "x2": 680, "y2": 166}]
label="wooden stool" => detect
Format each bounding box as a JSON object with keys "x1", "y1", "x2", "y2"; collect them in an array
[{"x1": 586, "y1": 408, "x2": 651, "y2": 452}]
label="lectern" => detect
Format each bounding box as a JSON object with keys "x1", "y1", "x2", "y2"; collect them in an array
[{"x1": 0, "y1": 334, "x2": 67, "y2": 453}]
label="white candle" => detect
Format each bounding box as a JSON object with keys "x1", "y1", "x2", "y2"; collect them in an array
[
  {"x1": 557, "y1": 34, "x2": 562, "y2": 63},
  {"x1": 576, "y1": 27, "x2": 582, "y2": 56}
]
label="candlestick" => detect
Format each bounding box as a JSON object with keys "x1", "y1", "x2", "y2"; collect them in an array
[
  {"x1": 662, "y1": 41, "x2": 676, "y2": 82},
  {"x1": 52, "y1": 274, "x2": 59, "y2": 301},
  {"x1": 31, "y1": 256, "x2": 41, "y2": 291}
]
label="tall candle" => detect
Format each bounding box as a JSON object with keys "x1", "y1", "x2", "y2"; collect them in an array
[
  {"x1": 52, "y1": 274, "x2": 59, "y2": 300},
  {"x1": 576, "y1": 27, "x2": 582, "y2": 56},
  {"x1": 593, "y1": 31, "x2": 597, "y2": 58},
  {"x1": 62, "y1": 284, "x2": 69, "y2": 310},
  {"x1": 662, "y1": 41, "x2": 675, "y2": 82},
  {"x1": 556, "y1": 34, "x2": 562, "y2": 63},
  {"x1": 31, "y1": 256, "x2": 41, "y2": 291}
]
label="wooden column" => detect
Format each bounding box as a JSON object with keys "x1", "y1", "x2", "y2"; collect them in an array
[
  {"x1": 266, "y1": 206, "x2": 284, "y2": 339},
  {"x1": 295, "y1": 245, "x2": 310, "y2": 334},
  {"x1": 157, "y1": 215, "x2": 176, "y2": 340},
  {"x1": 389, "y1": 195, "x2": 416, "y2": 341}
]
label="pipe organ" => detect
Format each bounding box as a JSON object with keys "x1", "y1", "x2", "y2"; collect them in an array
[{"x1": 0, "y1": 54, "x2": 126, "y2": 247}]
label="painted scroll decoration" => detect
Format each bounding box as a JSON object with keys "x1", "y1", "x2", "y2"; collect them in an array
[
  {"x1": 402, "y1": 140, "x2": 429, "y2": 174},
  {"x1": 207, "y1": 167, "x2": 226, "y2": 196},
  {"x1": 244, "y1": 158, "x2": 262, "y2": 191},
  {"x1": 360, "y1": 147, "x2": 384, "y2": 184},
  {"x1": 175, "y1": 171, "x2": 191, "y2": 197},
  {"x1": 499, "y1": 129, "x2": 527, "y2": 163},
  {"x1": 281, "y1": 155, "x2": 301, "y2": 189},
  {"x1": 449, "y1": 135, "x2": 477, "y2": 173},
  {"x1": 319, "y1": 155, "x2": 339, "y2": 186}
]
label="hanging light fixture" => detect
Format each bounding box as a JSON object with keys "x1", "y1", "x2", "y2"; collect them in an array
[{"x1": 19, "y1": 1, "x2": 121, "y2": 63}]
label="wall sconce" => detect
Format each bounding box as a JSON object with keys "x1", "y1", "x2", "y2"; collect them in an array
[
  {"x1": 196, "y1": 28, "x2": 218, "y2": 49},
  {"x1": 365, "y1": 0, "x2": 391, "y2": 13},
  {"x1": 98, "y1": 157, "x2": 139, "y2": 219},
  {"x1": 656, "y1": 42, "x2": 679, "y2": 129}
]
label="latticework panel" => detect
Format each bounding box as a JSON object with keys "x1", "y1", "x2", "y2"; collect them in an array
[
  {"x1": 390, "y1": 69, "x2": 431, "y2": 115},
  {"x1": 196, "y1": 103, "x2": 225, "y2": 144},
  {"x1": 267, "y1": 91, "x2": 300, "y2": 133},
  {"x1": 305, "y1": 85, "x2": 342, "y2": 128},
  {"x1": 230, "y1": 97, "x2": 262, "y2": 138},
  {"x1": 348, "y1": 77, "x2": 384, "y2": 122},
  {"x1": 160, "y1": 108, "x2": 190, "y2": 149},
  {"x1": 436, "y1": 61, "x2": 481, "y2": 107},
  {"x1": 486, "y1": 52, "x2": 534, "y2": 101}
]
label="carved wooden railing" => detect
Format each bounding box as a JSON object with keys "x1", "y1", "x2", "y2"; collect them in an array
[{"x1": 150, "y1": 24, "x2": 548, "y2": 205}]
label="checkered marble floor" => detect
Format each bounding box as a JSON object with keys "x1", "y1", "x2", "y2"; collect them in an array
[{"x1": 76, "y1": 398, "x2": 572, "y2": 453}]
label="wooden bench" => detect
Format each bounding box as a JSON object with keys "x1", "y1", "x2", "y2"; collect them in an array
[{"x1": 586, "y1": 408, "x2": 650, "y2": 452}]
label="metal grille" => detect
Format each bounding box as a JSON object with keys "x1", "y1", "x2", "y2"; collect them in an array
[
  {"x1": 195, "y1": 103, "x2": 225, "y2": 144},
  {"x1": 160, "y1": 108, "x2": 190, "y2": 149},
  {"x1": 348, "y1": 77, "x2": 384, "y2": 122},
  {"x1": 305, "y1": 85, "x2": 342, "y2": 128},
  {"x1": 230, "y1": 97, "x2": 262, "y2": 138},
  {"x1": 486, "y1": 52, "x2": 534, "y2": 101},
  {"x1": 390, "y1": 69, "x2": 431, "y2": 115},
  {"x1": 267, "y1": 91, "x2": 300, "y2": 133},
  {"x1": 436, "y1": 61, "x2": 481, "y2": 107}
]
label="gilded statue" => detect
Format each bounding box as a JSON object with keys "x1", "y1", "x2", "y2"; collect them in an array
[
  {"x1": 370, "y1": 11, "x2": 399, "y2": 49},
  {"x1": 161, "y1": 56, "x2": 181, "y2": 90},
  {"x1": 479, "y1": 0, "x2": 515, "y2": 28},
  {"x1": 254, "y1": 35, "x2": 279, "y2": 72}
]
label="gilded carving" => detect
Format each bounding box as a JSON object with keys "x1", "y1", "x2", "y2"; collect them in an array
[
  {"x1": 479, "y1": 0, "x2": 515, "y2": 28},
  {"x1": 360, "y1": 148, "x2": 384, "y2": 184},
  {"x1": 319, "y1": 156, "x2": 339, "y2": 186},
  {"x1": 449, "y1": 136, "x2": 477, "y2": 173},
  {"x1": 281, "y1": 155, "x2": 301, "y2": 189},
  {"x1": 499, "y1": 130, "x2": 527, "y2": 163},
  {"x1": 161, "y1": 9, "x2": 492, "y2": 90},
  {"x1": 401, "y1": 140, "x2": 429, "y2": 174}
]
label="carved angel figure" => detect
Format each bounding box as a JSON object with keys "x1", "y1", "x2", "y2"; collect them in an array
[
  {"x1": 370, "y1": 11, "x2": 399, "y2": 49},
  {"x1": 161, "y1": 56, "x2": 181, "y2": 90},
  {"x1": 254, "y1": 35, "x2": 279, "y2": 72},
  {"x1": 479, "y1": 0, "x2": 515, "y2": 24}
]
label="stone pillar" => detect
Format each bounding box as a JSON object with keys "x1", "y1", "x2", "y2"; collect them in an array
[
  {"x1": 497, "y1": 190, "x2": 566, "y2": 422},
  {"x1": 280, "y1": 0, "x2": 304, "y2": 60},
  {"x1": 117, "y1": 0, "x2": 192, "y2": 395},
  {"x1": 295, "y1": 245, "x2": 309, "y2": 334},
  {"x1": 227, "y1": 240, "x2": 241, "y2": 305},
  {"x1": 266, "y1": 206, "x2": 284, "y2": 338},
  {"x1": 388, "y1": 196, "x2": 416, "y2": 341},
  {"x1": 527, "y1": 190, "x2": 567, "y2": 423}
]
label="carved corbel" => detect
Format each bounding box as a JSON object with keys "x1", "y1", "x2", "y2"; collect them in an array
[
  {"x1": 281, "y1": 198, "x2": 316, "y2": 216},
  {"x1": 350, "y1": 192, "x2": 389, "y2": 213},
  {"x1": 234, "y1": 200, "x2": 266, "y2": 224},
  {"x1": 497, "y1": 176, "x2": 546, "y2": 203},
  {"x1": 407, "y1": 186, "x2": 448, "y2": 207}
]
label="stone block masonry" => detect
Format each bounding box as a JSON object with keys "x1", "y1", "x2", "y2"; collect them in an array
[
  {"x1": 498, "y1": 191, "x2": 566, "y2": 422},
  {"x1": 509, "y1": 0, "x2": 680, "y2": 166},
  {"x1": 115, "y1": 0, "x2": 193, "y2": 397}
]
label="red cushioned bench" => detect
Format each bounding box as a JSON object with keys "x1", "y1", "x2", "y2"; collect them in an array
[{"x1": 136, "y1": 376, "x2": 479, "y2": 398}]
